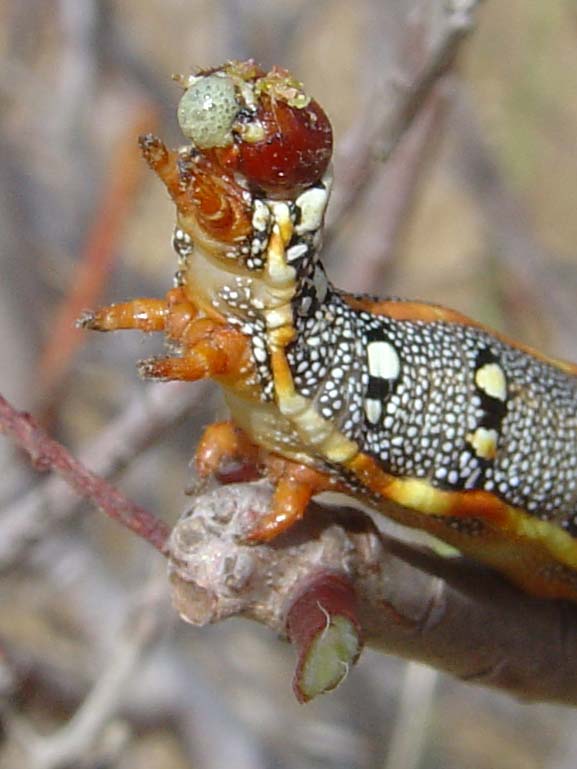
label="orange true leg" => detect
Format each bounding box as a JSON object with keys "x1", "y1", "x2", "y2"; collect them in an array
[
  {"x1": 138, "y1": 320, "x2": 252, "y2": 383},
  {"x1": 78, "y1": 298, "x2": 169, "y2": 333},
  {"x1": 195, "y1": 421, "x2": 261, "y2": 480},
  {"x1": 79, "y1": 288, "x2": 196, "y2": 335},
  {"x1": 196, "y1": 422, "x2": 344, "y2": 541},
  {"x1": 137, "y1": 346, "x2": 225, "y2": 381},
  {"x1": 247, "y1": 459, "x2": 344, "y2": 542}
]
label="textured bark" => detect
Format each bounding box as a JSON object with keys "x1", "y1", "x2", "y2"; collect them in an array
[{"x1": 170, "y1": 482, "x2": 577, "y2": 706}]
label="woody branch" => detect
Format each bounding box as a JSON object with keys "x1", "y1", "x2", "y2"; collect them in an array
[{"x1": 3, "y1": 391, "x2": 577, "y2": 706}]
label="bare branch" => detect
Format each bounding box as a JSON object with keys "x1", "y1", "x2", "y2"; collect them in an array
[
  {"x1": 328, "y1": 0, "x2": 481, "y2": 234},
  {"x1": 4, "y1": 391, "x2": 577, "y2": 707},
  {"x1": 4, "y1": 575, "x2": 168, "y2": 769},
  {"x1": 450, "y1": 90, "x2": 577, "y2": 357},
  {"x1": 0, "y1": 381, "x2": 206, "y2": 568},
  {"x1": 169, "y1": 482, "x2": 577, "y2": 707},
  {"x1": 0, "y1": 392, "x2": 171, "y2": 556}
]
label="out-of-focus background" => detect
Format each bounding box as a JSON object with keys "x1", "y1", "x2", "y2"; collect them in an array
[{"x1": 1, "y1": 1, "x2": 577, "y2": 767}]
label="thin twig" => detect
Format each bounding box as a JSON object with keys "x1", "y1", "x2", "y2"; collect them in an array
[
  {"x1": 5, "y1": 575, "x2": 168, "y2": 769},
  {"x1": 450, "y1": 89, "x2": 577, "y2": 358},
  {"x1": 328, "y1": 0, "x2": 480, "y2": 237},
  {"x1": 382, "y1": 662, "x2": 438, "y2": 769},
  {"x1": 0, "y1": 381, "x2": 205, "y2": 569},
  {"x1": 5, "y1": 395, "x2": 577, "y2": 706},
  {"x1": 336, "y1": 80, "x2": 450, "y2": 292},
  {"x1": 36, "y1": 102, "x2": 158, "y2": 413},
  {"x1": 0, "y1": 392, "x2": 171, "y2": 556}
]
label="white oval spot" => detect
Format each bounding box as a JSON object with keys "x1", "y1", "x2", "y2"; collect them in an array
[
  {"x1": 286, "y1": 243, "x2": 308, "y2": 262},
  {"x1": 364, "y1": 398, "x2": 382, "y2": 424},
  {"x1": 367, "y1": 341, "x2": 400, "y2": 381}
]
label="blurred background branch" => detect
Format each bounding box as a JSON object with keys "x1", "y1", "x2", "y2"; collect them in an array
[{"x1": 1, "y1": 0, "x2": 576, "y2": 768}]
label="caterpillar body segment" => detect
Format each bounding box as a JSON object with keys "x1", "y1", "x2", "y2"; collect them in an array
[{"x1": 81, "y1": 61, "x2": 577, "y2": 601}]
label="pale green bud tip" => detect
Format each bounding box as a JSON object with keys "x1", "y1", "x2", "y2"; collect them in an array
[{"x1": 299, "y1": 616, "x2": 361, "y2": 701}]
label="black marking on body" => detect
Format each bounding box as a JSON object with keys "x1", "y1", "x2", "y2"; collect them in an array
[{"x1": 473, "y1": 347, "x2": 508, "y2": 430}]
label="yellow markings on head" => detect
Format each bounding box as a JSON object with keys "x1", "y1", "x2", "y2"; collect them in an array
[
  {"x1": 266, "y1": 232, "x2": 296, "y2": 287},
  {"x1": 466, "y1": 427, "x2": 499, "y2": 460},
  {"x1": 475, "y1": 362, "x2": 507, "y2": 402},
  {"x1": 271, "y1": 201, "x2": 294, "y2": 244}
]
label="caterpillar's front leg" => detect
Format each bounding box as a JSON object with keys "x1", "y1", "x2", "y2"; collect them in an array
[
  {"x1": 139, "y1": 317, "x2": 253, "y2": 384},
  {"x1": 248, "y1": 460, "x2": 343, "y2": 542},
  {"x1": 195, "y1": 421, "x2": 344, "y2": 541},
  {"x1": 78, "y1": 298, "x2": 169, "y2": 333},
  {"x1": 81, "y1": 287, "x2": 252, "y2": 385},
  {"x1": 78, "y1": 288, "x2": 194, "y2": 335}
]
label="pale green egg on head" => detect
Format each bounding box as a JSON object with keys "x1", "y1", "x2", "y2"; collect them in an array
[{"x1": 177, "y1": 74, "x2": 240, "y2": 149}]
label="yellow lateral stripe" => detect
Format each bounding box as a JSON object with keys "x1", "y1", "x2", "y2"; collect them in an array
[{"x1": 345, "y1": 452, "x2": 577, "y2": 571}]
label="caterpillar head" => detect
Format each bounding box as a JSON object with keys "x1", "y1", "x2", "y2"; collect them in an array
[
  {"x1": 140, "y1": 61, "x2": 333, "y2": 258},
  {"x1": 176, "y1": 60, "x2": 333, "y2": 200}
]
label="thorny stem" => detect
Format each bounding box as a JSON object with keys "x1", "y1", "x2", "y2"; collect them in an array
[{"x1": 0, "y1": 393, "x2": 171, "y2": 556}]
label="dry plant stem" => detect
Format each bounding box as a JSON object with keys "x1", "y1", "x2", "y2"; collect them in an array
[
  {"x1": 338, "y1": 83, "x2": 449, "y2": 293},
  {"x1": 328, "y1": 0, "x2": 479, "y2": 235},
  {"x1": 450, "y1": 91, "x2": 577, "y2": 355},
  {"x1": 0, "y1": 392, "x2": 170, "y2": 556},
  {"x1": 381, "y1": 662, "x2": 438, "y2": 769},
  {"x1": 0, "y1": 381, "x2": 202, "y2": 569},
  {"x1": 5, "y1": 577, "x2": 167, "y2": 769},
  {"x1": 170, "y1": 482, "x2": 577, "y2": 706},
  {"x1": 1, "y1": 626, "x2": 270, "y2": 769},
  {"x1": 36, "y1": 103, "x2": 158, "y2": 411}
]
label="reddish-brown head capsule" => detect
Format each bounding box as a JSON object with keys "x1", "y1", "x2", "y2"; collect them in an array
[
  {"x1": 221, "y1": 94, "x2": 333, "y2": 198},
  {"x1": 176, "y1": 62, "x2": 333, "y2": 199}
]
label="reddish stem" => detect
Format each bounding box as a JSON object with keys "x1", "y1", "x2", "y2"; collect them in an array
[{"x1": 0, "y1": 393, "x2": 171, "y2": 556}]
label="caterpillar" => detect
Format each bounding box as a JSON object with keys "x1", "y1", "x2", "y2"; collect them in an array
[{"x1": 80, "y1": 60, "x2": 577, "y2": 602}]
